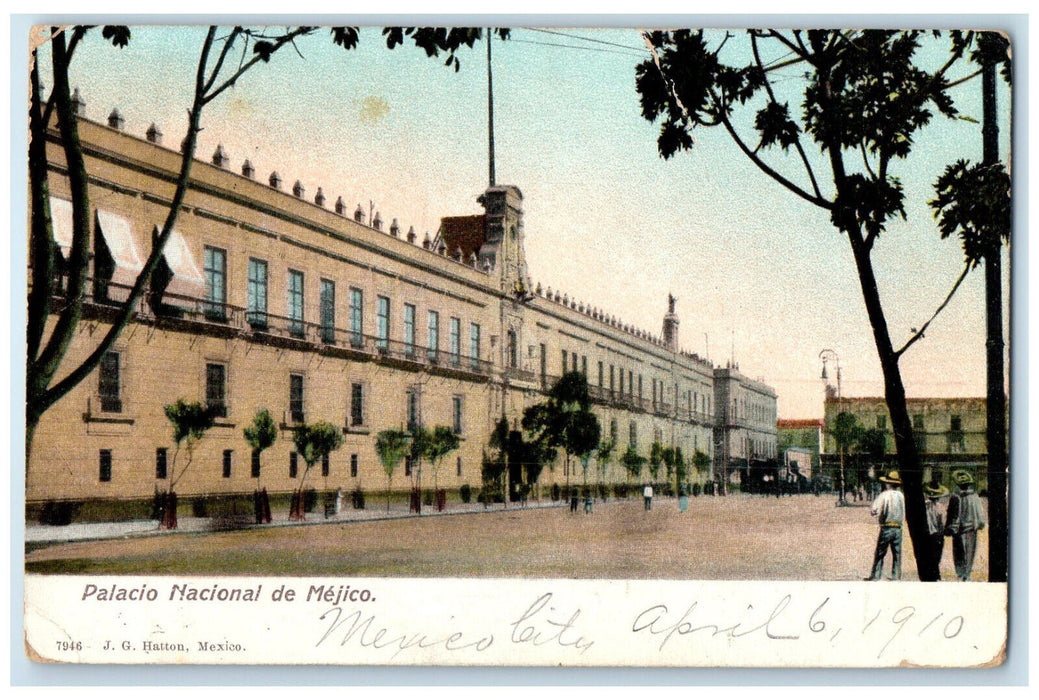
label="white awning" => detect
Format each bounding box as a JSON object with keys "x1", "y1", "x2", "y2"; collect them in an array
[
  {"x1": 156, "y1": 226, "x2": 205, "y2": 303},
  {"x1": 95, "y1": 209, "x2": 143, "y2": 302},
  {"x1": 48, "y1": 196, "x2": 74, "y2": 258}
]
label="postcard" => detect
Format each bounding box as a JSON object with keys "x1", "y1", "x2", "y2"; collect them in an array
[{"x1": 22, "y1": 23, "x2": 1011, "y2": 668}]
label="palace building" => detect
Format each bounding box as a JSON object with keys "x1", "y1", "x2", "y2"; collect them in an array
[{"x1": 27, "y1": 98, "x2": 777, "y2": 513}]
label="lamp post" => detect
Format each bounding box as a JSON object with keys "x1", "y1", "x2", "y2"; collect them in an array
[{"x1": 819, "y1": 349, "x2": 846, "y2": 506}]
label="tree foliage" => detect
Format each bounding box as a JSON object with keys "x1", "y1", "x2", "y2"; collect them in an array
[
  {"x1": 622, "y1": 445, "x2": 646, "y2": 483},
  {"x1": 162, "y1": 398, "x2": 214, "y2": 488},
  {"x1": 522, "y1": 372, "x2": 601, "y2": 486},
  {"x1": 243, "y1": 408, "x2": 278, "y2": 454}
]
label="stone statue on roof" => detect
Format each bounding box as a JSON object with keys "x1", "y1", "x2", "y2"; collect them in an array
[{"x1": 668, "y1": 293, "x2": 677, "y2": 314}]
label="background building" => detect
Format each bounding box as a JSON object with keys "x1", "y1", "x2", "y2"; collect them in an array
[
  {"x1": 821, "y1": 396, "x2": 988, "y2": 491},
  {"x1": 712, "y1": 364, "x2": 778, "y2": 490},
  {"x1": 28, "y1": 103, "x2": 777, "y2": 516},
  {"x1": 777, "y1": 418, "x2": 823, "y2": 479}
]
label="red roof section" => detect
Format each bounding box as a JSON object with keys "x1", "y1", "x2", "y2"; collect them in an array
[
  {"x1": 778, "y1": 418, "x2": 823, "y2": 429},
  {"x1": 438, "y1": 215, "x2": 486, "y2": 261}
]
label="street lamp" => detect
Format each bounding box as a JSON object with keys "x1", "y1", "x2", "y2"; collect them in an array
[{"x1": 819, "y1": 348, "x2": 847, "y2": 506}]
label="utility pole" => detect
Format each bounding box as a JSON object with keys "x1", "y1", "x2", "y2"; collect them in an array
[
  {"x1": 982, "y1": 41, "x2": 1007, "y2": 583},
  {"x1": 487, "y1": 28, "x2": 496, "y2": 188}
]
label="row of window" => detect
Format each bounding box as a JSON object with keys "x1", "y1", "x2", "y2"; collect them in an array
[
  {"x1": 98, "y1": 350, "x2": 465, "y2": 433},
  {"x1": 97, "y1": 448, "x2": 464, "y2": 483},
  {"x1": 208, "y1": 246, "x2": 483, "y2": 361}
]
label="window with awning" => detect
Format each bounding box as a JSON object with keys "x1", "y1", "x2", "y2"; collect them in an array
[
  {"x1": 154, "y1": 226, "x2": 205, "y2": 305},
  {"x1": 94, "y1": 209, "x2": 143, "y2": 303},
  {"x1": 48, "y1": 196, "x2": 75, "y2": 259}
]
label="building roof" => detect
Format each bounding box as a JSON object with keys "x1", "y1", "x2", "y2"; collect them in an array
[
  {"x1": 777, "y1": 418, "x2": 823, "y2": 429},
  {"x1": 437, "y1": 214, "x2": 486, "y2": 261}
]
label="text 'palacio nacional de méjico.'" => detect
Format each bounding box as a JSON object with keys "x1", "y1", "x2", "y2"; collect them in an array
[{"x1": 28, "y1": 95, "x2": 778, "y2": 515}]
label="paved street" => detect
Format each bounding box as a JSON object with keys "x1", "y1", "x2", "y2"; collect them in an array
[{"x1": 24, "y1": 493, "x2": 989, "y2": 581}]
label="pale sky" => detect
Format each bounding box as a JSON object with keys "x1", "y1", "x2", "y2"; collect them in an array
[{"x1": 36, "y1": 24, "x2": 1013, "y2": 419}]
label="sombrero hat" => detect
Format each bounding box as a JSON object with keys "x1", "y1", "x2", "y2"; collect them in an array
[
  {"x1": 879, "y1": 470, "x2": 901, "y2": 485},
  {"x1": 953, "y1": 470, "x2": 975, "y2": 486},
  {"x1": 925, "y1": 484, "x2": 949, "y2": 498}
]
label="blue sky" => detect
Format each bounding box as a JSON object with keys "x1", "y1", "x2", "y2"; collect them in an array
[{"x1": 36, "y1": 24, "x2": 1013, "y2": 418}]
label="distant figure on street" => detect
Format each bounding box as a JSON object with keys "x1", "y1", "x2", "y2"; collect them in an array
[
  {"x1": 643, "y1": 483, "x2": 653, "y2": 511},
  {"x1": 678, "y1": 483, "x2": 689, "y2": 512},
  {"x1": 867, "y1": 470, "x2": 905, "y2": 581},
  {"x1": 925, "y1": 483, "x2": 950, "y2": 575},
  {"x1": 945, "y1": 470, "x2": 986, "y2": 581}
]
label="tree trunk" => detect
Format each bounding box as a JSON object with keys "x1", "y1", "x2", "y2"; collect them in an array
[
  {"x1": 982, "y1": 57, "x2": 1008, "y2": 583},
  {"x1": 846, "y1": 228, "x2": 939, "y2": 581}
]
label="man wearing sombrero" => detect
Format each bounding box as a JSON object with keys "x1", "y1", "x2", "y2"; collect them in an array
[
  {"x1": 945, "y1": 470, "x2": 986, "y2": 581},
  {"x1": 925, "y1": 483, "x2": 950, "y2": 572},
  {"x1": 868, "y1": 470, "x2": 905, "y2": 581}
]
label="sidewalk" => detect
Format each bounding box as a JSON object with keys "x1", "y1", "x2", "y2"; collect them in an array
[{"x1": 24, "y1": 498, "x2": 566, "y2": 546}]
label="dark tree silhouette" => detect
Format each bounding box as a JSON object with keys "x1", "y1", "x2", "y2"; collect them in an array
[{"x1": 635, "y1": 29, "x2": 1008, "y2": 581}]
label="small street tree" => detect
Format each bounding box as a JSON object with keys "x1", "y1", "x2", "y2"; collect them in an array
[
  {"x1": 596, "y1": 439, "x2": 615, "y2": 495},
  {"x1": 649, "y1": 441, "x2": 664, "y2": 483},
  {"x1": 289, "y1": 421, "x2": 343, "y2": 520},
  {"x1": 375, "y1": 428, "x2": 411, "y2": 512},
  {"x1": 421, "y1": 425, "x2": 460, "y2": 510},
  {"x1": 693, "y1": 449, "x2": 711, "y2": 485},
  {"x1": 622, "y1": 445, "x2": 646, "y2": 487},
  {"x1": 635, "y1": 29, "x2": 1008, "y2": 580},
  {"x1": 673, "y1": 446, "x2": 687, "y2": 493},
  {"x1": 161, "y1": 398, "x2": 215, "y2": 529},
  {"x1": 243, "y1": 408, "x2": 277, "y2": 523},
  {"x1": 522, "y1": 372, "x2": 601, "y2": 497}
]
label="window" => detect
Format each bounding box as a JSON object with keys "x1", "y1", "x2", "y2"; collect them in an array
[
  {"x1": 404, "y1": 303, "x2": 416, "y2": 358},
  {"x1": 404, "y1": 455, "x2": 412, "y2": 477},
  {"x1": 289, "y1": 373, "x2": 304, "y2": 423},
  {"x1": 629, "y1": 421, "x2": 637, "y2": 447},
  {"x1": 581, "y1": 355, "x2": 587, "y2": 376},
  {"x1": 948, "y1": 415, "x2": 965, "y2": 453},
  {"x1": 610, "y1": 365, "x2": 615, "y2": 395},
  {"x1": 610, "y1": 419, "x2": 618, "y2": 444},
  {"x1": 322, "y1": 453, "x2": 330, "y2": 477},
  {"x1": 350, "y1": 454, "x2": 359, "y2": 478},
  {"x1": 349, "y1": 288, "x2": 364, "y2": 347},
  {"x1": 320, "y1": 279, "x2": 335, "y2": 344},
  {"x1": 619, "y1": 370, "x2": 624, "y2": 396},
  {"x1": 99, "y1": 449, "x2": 112, "y2": 482},
  {"x1": 156, "y1": 448, "x2": 167, "y2": 480},
  {"x1": 98, "y1": 351, "x2": 122, "y2": 412},
  {"x1": 251, "y1": 450, "x2": 261, "y2": 478},
  {"x1": 561, "y1": 349, "x2": 568, "y2": 374},
  {"x1": 350, "y1": 382, "x2": 365, "y2": 426},
  {"x1": 450, "y1": 317, "x2": 461, "y2": 365},
  {"x1": 222, "y1": 449, "x2": 232, "y2": 478},
  {"x1": 597, "y1": 361, "x2": 603, "y2": 388},
  {"x1": 406, "y1": 389, "x2": 419, "y2": 433},
  {"x1": 376, "y1": 295, "x2": 390, "y2": 351},
  {"x1": 452, "y1": 396, "x2": 463, "y2": 434},
  {"x1": 289, "y1": 452, "x2": 298, "y2": 479},
  {"x1": 950, "y1": 415, "x2": 962, "y2": 432},
  {"x1": 540, "y1": 343, "x2": 547, "y2": 383},
  {"x1": 427, "y1": 311, "x2": 440, "y2": 361},
  {"x1": 639, "y1": 375, "x2": 644, "y2": 401},
  {"x1": 629, "y1": 371, "x2": 634, "y2": 397},
  {"x1": 203, "y1": 245, "x2": 226, "y2": 320},
  {"x1": 571, "y1": 352, "x2": 578, "y2": 373},
  {"x1": 205, "y1": 363, "x2": 227, "y2": 418},
  {"x1": 470, "y1": 323, "x2": 481, "y2": 369},
  {"x1": 287, "y1": 269, "x2": 304, "y2": 339},
  {"x1": 507, "y1": 330, "x2": 517, "y2": 368},
  {"x1": 456, "y1": 456, "x2": 462, "y2": 477},
  {"x1": 247, "y1": 258, "x2": 268, "y2": 328}
]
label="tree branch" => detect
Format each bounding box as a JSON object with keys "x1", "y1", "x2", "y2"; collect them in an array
[
  {"x1": 752, "y1": 33, "x2": 824, "y2": 201},
  {"x1": 713, "y1": 90, "x2": 832, "y2": 210},
  {"x1": 202, "y1": 26, "x2": 243, "y2": 95},
  {"x1": 895, "y1": 262, "x2": 972, "y2": 359},
  {"x1": 27, "y1": 51, "x2": 55, "y2": 365},
  {"x1": 202, "y1": 26, "x2": 314, "y2": 105},
  {"x1": 38, "y1": 28, "x2": 218, "y2": 411}
]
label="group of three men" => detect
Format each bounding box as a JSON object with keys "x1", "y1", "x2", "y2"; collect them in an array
[{"x1": 868, "y1": 469, "x2": 986, "y2": 581}]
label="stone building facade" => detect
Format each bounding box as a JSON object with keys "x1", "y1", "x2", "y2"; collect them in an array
[
  {"x1": 27, "y1": 104, "x2": 774, "y2": 510},
  {"x1": 821, "y1": 396, "x2": 988, "y2": 488},
  {"x1": 712, "y1": 365, "x2": 778, "y2": 488}
]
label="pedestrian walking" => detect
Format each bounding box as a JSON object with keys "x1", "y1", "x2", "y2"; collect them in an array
[
  {"x1": 643, "y1": 483, "x2": 653, "y2": 511},
  {"x1": 867, "y1": 470, "x2": 905, "y2": 581},
  {"x1": 925, "y1": 483, "x2": 949, "y2": 574},
  {"x1": 945, "y1": 470, "x2": 986, "y2": 581},
  {"x1": 678, "y1": 483, "x2": 689, "y2": 512}
]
